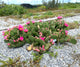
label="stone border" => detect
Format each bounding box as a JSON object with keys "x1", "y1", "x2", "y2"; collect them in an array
[{"x1": 0, "y1": 17, "x2": 57, "y2": 31}]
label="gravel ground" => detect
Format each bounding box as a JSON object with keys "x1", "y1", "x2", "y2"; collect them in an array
[
  {"x1": 0, "y1": 17, "x2": 28, "y2": 30},
  {"x1": 63, "y1": 15, "x2": 80, "y2": 23},
  {"x1": 0, "y1": 15, "x2": 80, "y2": 67},
  {"x1": 40, "y1": 39, "x2": 80, "y2": 67}
]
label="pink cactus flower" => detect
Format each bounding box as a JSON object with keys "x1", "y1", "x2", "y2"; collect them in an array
[
  {"x1": 18, "y1": 25, "x2": 23, "y2": 28},
  {"x1": 49, "y1": 44, "x2": 51, "y2": 47},
  {"x1": 13, "y1": 40, "x2": 16, "y2": 42},
  {"x1": 16, "y1": 26, "x2": 18, "y2": 28},
  {"x1": 39, "y1": 47, "x2": 42, "y2": 50},
  {"x1": 39, "y1": 19, "x2": 42, "y2": 22},
  {"x1": 45, "y1": 28, "x2": 48, "y2": 30},
  {"x1": 42, "y1": 45, "x2": 45, "y2": 51},
  {"x1": 40, "y1": 37, "x2": 45, "y2": 41},
  {"x1": 9, "y1": 33, "x2": 10, "y2": 35},
  {"x1": 18, "y1": 38, "x2": 20, "y2": 40},
  {"x1": 52, "y1": 42, "x2": 54, "y2": 45},
  {"x1": 49, "y1": 36, "x2": 51, "y2": 38},
  {"x1": 42, "y1": 45, "x2": 45, "y2": 49},
  {"x1": 5, "y1": 38, "x2": 8, "y2": 40},
  {"x1": 10, "y1": 28, "x2": 13, "y2": 30},
  {"x1": 35, "y1": 36, "x2": 38, "y2": 39},
  {"x1": 32, "y1": 21, "x2": 35, "y2": 24},
  {"x1": 35, "y1": 49, "x2": 40, "y2": 52},
  {"x1": 4, "y1": 36, "x2": 7, "y2": 39},
  {"x1": 50, "y1": 39, "x2": 53, "y2": 43},
  {"x1": 42, "y1": 48, "x2": 45, "y2": 51},
  {"x1": 8, "y1": 43, "x2": 10, "y2": 46},
  {"x1": 57, "y1": 16, "x2": 63, "y2": 19},
  {"x1": 19, "y1": 37, "x2": 24, "y2": 41},
  {"x1": 19, "y1": 27, "x2": 23, "y2": 31},
  {"x1": 40, "y1": 36, "x2": 45, "y2": 41},
  {"x1": 6, "y1": 35, "x2": 8, "y2": 37},
  {"x1": 60, "y1": 30, "x2": 62, "y2": 32},
  {"x1": 2, "y1": 31, "x2": 5, "y2": 33},
  {"x1": 39, "y1": 32, "x2": 42, "y2": 36},
  {"x1": 65, "y1": 30, "x2": 68, "y2": 35},
  {"x1": 16, "y1": 39, "x2": 19, "y2": 42},
  {"x1": 7, "y1": 28, "x2": 10, "y2": 31},
  {"x1": 26, "y1": 21, "x2": 30, "y2": 25},
  {"x1": 64, "y1": 23, "x2": 69, "y2": 27},
  {"x1": 18, "y1": 25, "x2": 23, "y2": 31},
  {"x1": 24, "y1": 29, "x2": 28, "y2": 32}
]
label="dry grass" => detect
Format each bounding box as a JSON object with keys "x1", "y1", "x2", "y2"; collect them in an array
[
  {"x1": 33, "y1": 9, "x2": 80, "y2": 20},
  {"x1": 63, "y1": 13, "x2": 75, "y2": 17},
  {"x1": 74, "y1": 9, "x2": 80, "y2": 13},
  {"x1": 76, "y1": 34, "x2": 80, "y2": 39},
  {"x1": 67, "y1": 21, "x2": 79, "y2": 29},
  {"x1": 2, "y1": 9, "x2": 80, "y2": 20}
]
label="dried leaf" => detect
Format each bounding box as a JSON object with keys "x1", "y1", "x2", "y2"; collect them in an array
[
  {"x1": 27, "y1": 45, "x2": 33, "y2": 51},
  {"x1": 33, "y1": 47, "x2": 36, "y2": 50},
  {"x1": 37, "y1": 25, "x2": 40, "y2": 29}
]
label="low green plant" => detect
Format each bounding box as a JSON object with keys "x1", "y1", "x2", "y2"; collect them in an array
[
  {"x1": 59, "y1": 3, "x2": 80, "y2": 9},
  {"x1": 0, "y1": 4, "x2": 26, "y2": 16},
  {"x1": 33, "y1": 16, "x2": 40, "y2": 19},
  {"x1": 32, "y1": 51, "x2": 58, "y2": 64},
  {"x1": 2, "y1": 17, "x2": 77, "y2": 52},
  {"x1": 53, "y1": 45, "x2": 63, "y2": 49},
  {"x1": 22, "y1": 13, "x2": 33, "y2": 18},
  {"x1": 33, "y1": 14, "x2": 54, "y2": 20},
  {"x1": 69, "y1": 38, "x2": 77, "y2": 44},
  {"x1": 1, "y1": 17, "x2": 78, "y2": 67},
  {"x1": 0, "y1": 53, "x2": 41, "y2": 67},
  {"x1": 38, "y1": 5, "x2": 46, "y2": 11},
  {"x1": 54, "y1": 52, "x2": 58, "y2": 58},
  {"x1": 43, "y1": 11, "x2": 53, "y2": 15},
  {"x1": 32, "y1": 52, "x2": 43, "y2": 63},
  {"x1": 0, "y1": 56, "x2": 27, "y2": 67},
  {"x1": 73, "y1": 50, "x2": 76, "y2": 53}
]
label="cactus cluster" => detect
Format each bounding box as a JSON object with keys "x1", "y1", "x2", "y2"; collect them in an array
[{"x1": 2, "y1": 16, "x2": 77, "y2": 53}]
